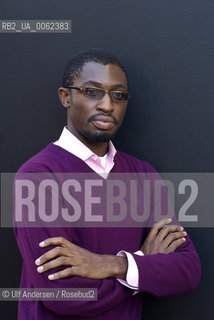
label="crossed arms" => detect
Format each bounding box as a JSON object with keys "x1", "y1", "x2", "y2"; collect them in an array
[
  {"x1": 35, "y1": 218, "x2": 187, "y2": 281},
  {"x1": 15, "y1": 217, "x2": 201, "y2": 318}
]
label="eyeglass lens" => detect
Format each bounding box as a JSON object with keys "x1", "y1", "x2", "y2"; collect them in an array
[{"x1": 84, "y1": 87, "x2": 128, "y2": 102}]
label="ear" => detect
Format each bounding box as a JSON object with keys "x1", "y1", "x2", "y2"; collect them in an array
[{"x1": 58, "y1": 87, "x2": 71, "y2": 108}]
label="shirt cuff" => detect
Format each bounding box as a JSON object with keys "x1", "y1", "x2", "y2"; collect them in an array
[{"x1": 116, "y1": 250, "x2": 144, "y2": 292}]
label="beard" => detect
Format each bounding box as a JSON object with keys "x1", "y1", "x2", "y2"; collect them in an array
[{"x1": 82, "y1": 129, "x2": 115, "y2": 143}]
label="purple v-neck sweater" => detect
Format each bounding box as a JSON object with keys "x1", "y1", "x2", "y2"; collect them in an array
[{"x1": 14, "y1": 143, "x2": 201, "y2": 320}]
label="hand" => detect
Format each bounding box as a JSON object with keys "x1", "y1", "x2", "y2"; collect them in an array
[
  {"x1": 141, "y1": 218, "x2": 187, "y2": 255},
  {"x1": 35, "y1": 237, "x2": 127, "y2": 281}
]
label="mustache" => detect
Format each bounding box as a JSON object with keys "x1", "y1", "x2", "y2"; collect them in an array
[{"x1": 88, "y1": 113, "x2": 118, "y2": 125}]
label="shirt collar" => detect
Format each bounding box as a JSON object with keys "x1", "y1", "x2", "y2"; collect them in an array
[{"x1": 55, "y1": 126, "x2": 117, "y2": 161}]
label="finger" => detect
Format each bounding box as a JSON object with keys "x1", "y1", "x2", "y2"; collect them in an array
[
  {"x1": 156, "y1": 225, "x2": 184, "y2": 242},
  {"x1": 37, "y1": 256, "x2": 73, "y2": 273},
  {"x1": 35, "y1": 246, "x2": 70, "y2": 266},
  {"x1": 39, "y1": 237, "x2": 73, "y2": 248},
  {"x1": 166, "y1": 238, "x2": 186, "y2": 253},
  {"x1": 146, "y1": 218, "x2": 172, "y2": 241},
  {"x1": 48, "y1": 267, "x2": 76, "y2": 280},
  {"x1": 162, "y1": 231, "x2": 187, "y2": 247}
]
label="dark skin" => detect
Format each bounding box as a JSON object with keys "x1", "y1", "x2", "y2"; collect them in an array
[
  {"x1": 58, "y1": 62, "x2": 128, "y2": 156},
  {"x1": 35, "y1": 62, "x2": 187, "y2": 281}
]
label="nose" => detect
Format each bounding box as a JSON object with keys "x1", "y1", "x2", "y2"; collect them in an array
[{"x1": 96, "y1": 92, "x2": 114, "y2": 113}]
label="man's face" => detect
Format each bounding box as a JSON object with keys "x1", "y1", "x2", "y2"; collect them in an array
[{"x1": 60, "y1": 61, "x2": 128, "y2": 145}]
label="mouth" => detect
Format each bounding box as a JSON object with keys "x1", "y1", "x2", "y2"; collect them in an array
[{"x1": 90, "y1": 115, "x2": 117, "y2": 130}]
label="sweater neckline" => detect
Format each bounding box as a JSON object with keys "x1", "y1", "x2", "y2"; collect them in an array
[{"x1": 46, "y1": 142, "x2": 120, "y2": 176}]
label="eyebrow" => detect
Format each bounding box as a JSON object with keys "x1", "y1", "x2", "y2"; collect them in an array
[{"x1": 82, "y1": 80, "x2": 127, "y2": 90}]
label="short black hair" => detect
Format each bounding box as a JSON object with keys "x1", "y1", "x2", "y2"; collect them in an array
[{"x1": 62, "y1": 48, "x2": 128, "y2": 87}]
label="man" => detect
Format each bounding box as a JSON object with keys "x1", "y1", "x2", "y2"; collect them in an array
[{"x1": 14, "y1": 49, "x2": 201, "y2": 320}]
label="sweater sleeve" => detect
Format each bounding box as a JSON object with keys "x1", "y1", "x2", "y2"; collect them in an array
[
  {"x1": 130, "y1": 235, "x2": 201, "y2": 296},
  {"x1": 14, "y1": 225, "x2": 133, "y2": 318},
  {"x1": 127, "y1": 161, "x2": 201, "y2": 297}
]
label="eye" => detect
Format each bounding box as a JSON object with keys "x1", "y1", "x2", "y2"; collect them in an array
[
  {"x1": 85, "y1": 87, "x2": 103, "y2": 98},
  {"x1": 111, "y1": 91, "x2": 127, "y2": 101}
]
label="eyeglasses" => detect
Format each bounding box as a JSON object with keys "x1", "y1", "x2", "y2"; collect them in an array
[{"x1": 65, "y1": 86, "x2": 129, "y2": 102}]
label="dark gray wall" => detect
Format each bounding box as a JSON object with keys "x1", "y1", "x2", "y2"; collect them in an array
[{"x1": 0, "y1": 0, "x2": 213, "y2": 319}]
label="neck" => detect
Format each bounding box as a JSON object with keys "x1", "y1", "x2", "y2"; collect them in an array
[
  {"x1": 67, "y1": 124, "x2": 109, "y2": 157},
  {"x1": 85, "y1": 142, "x2": 108, "y2": 157}
]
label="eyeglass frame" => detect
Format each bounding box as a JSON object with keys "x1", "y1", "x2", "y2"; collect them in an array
[{"x1": 64, "y1": 85, "x2": 130, "y2": 103}]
